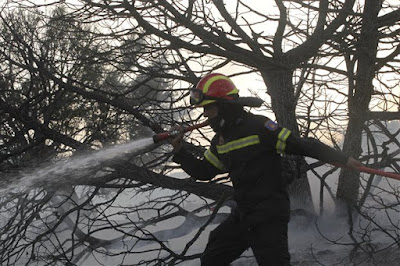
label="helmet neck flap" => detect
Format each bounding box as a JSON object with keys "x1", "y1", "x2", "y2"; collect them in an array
[{"x1": 209, "y1": 102, "x2": 245, "y2": 132}]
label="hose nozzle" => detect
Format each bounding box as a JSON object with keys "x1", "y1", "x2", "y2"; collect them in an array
[{"x1": 152, "y1": 121, "x2": 209, "y2": 143}]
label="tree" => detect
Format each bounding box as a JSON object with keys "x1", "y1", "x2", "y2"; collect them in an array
[
  {"x1": 67, "y1": 0, "x2": 400, "y2": 212},
  {"x1": 1, "y1": 0, "x2": 400, "y2": 265},
  {"x1": 336, "y1": 0, "x2": 400, "y2": 211}
]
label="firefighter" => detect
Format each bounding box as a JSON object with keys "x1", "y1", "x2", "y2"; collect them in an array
[{"x1": 171, "y1": 73, "x2": 362, "y2": 266}]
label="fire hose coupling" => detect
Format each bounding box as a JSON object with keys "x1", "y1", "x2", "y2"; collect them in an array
[
  {"x1": 152, "y1": 120, "x2": 209, "y2": 143},
  {"x1": 168, "y1": 130, "x2": 182, "y2": 138}
]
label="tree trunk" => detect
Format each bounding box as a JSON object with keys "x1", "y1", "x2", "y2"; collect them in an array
[
  {"x1": 336, "y1": 0, "x2": 381, "y2": 212},
  {"x1": 262, "y1": 69, "x2": 315, "y2": 214}
]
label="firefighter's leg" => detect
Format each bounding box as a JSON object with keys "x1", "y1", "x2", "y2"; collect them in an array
[
  {"x1": 248, "y1": 218, "x2": 291, "y2": 266},
  {"x1": 201, "y1": 215, "x2": 248, "y2": 266}
]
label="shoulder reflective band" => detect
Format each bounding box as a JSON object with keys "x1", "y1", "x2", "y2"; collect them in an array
[
  {"x1": 276, "y1": 128, "x2": 291, "y2": 154},
  {"x1": 216, "y1": 135, "x2": 260, "y2": 154},
  {"x1": 204, "y1": 149, "x2": 225, "y2": 170}
]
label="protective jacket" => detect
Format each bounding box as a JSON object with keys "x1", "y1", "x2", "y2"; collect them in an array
[{"x1": 173, "y1": 112, "x2": 348, "y2": 226}]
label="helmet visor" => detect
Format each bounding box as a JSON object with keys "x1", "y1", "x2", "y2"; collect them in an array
[{"x1": 190, "y1": 88, "x2": 205, "y2": 105}]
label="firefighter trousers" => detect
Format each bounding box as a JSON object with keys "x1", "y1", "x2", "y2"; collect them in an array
[{"x1": 201, "y1": 214, "x2": 291, "y2": 266}]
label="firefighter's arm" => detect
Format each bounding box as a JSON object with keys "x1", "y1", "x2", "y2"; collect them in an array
[
  {"x1": 171, "y1": 133, "x2": 225, "y2": 181},
  {"x1": 260, "y1": 119, "x2": 362, "y2": 170},
  {"x1": 172, "y1": 147, "x2": 225, "y2": 180},
  {"x1": 285, "y1": 134, "x2": 362, "y2": 170}
]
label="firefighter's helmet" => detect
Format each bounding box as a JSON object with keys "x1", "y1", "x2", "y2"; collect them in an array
[{"x1": 190, "y1": 73, "x2": 239, "y2": 106}]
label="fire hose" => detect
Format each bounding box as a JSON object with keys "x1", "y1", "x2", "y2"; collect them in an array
[
  {"x1": 330, "y1": 162, "x2": 400, "y2": 181},
  {"x1": 354, "y1": 166, "x2": 400, "y2": 181}
]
